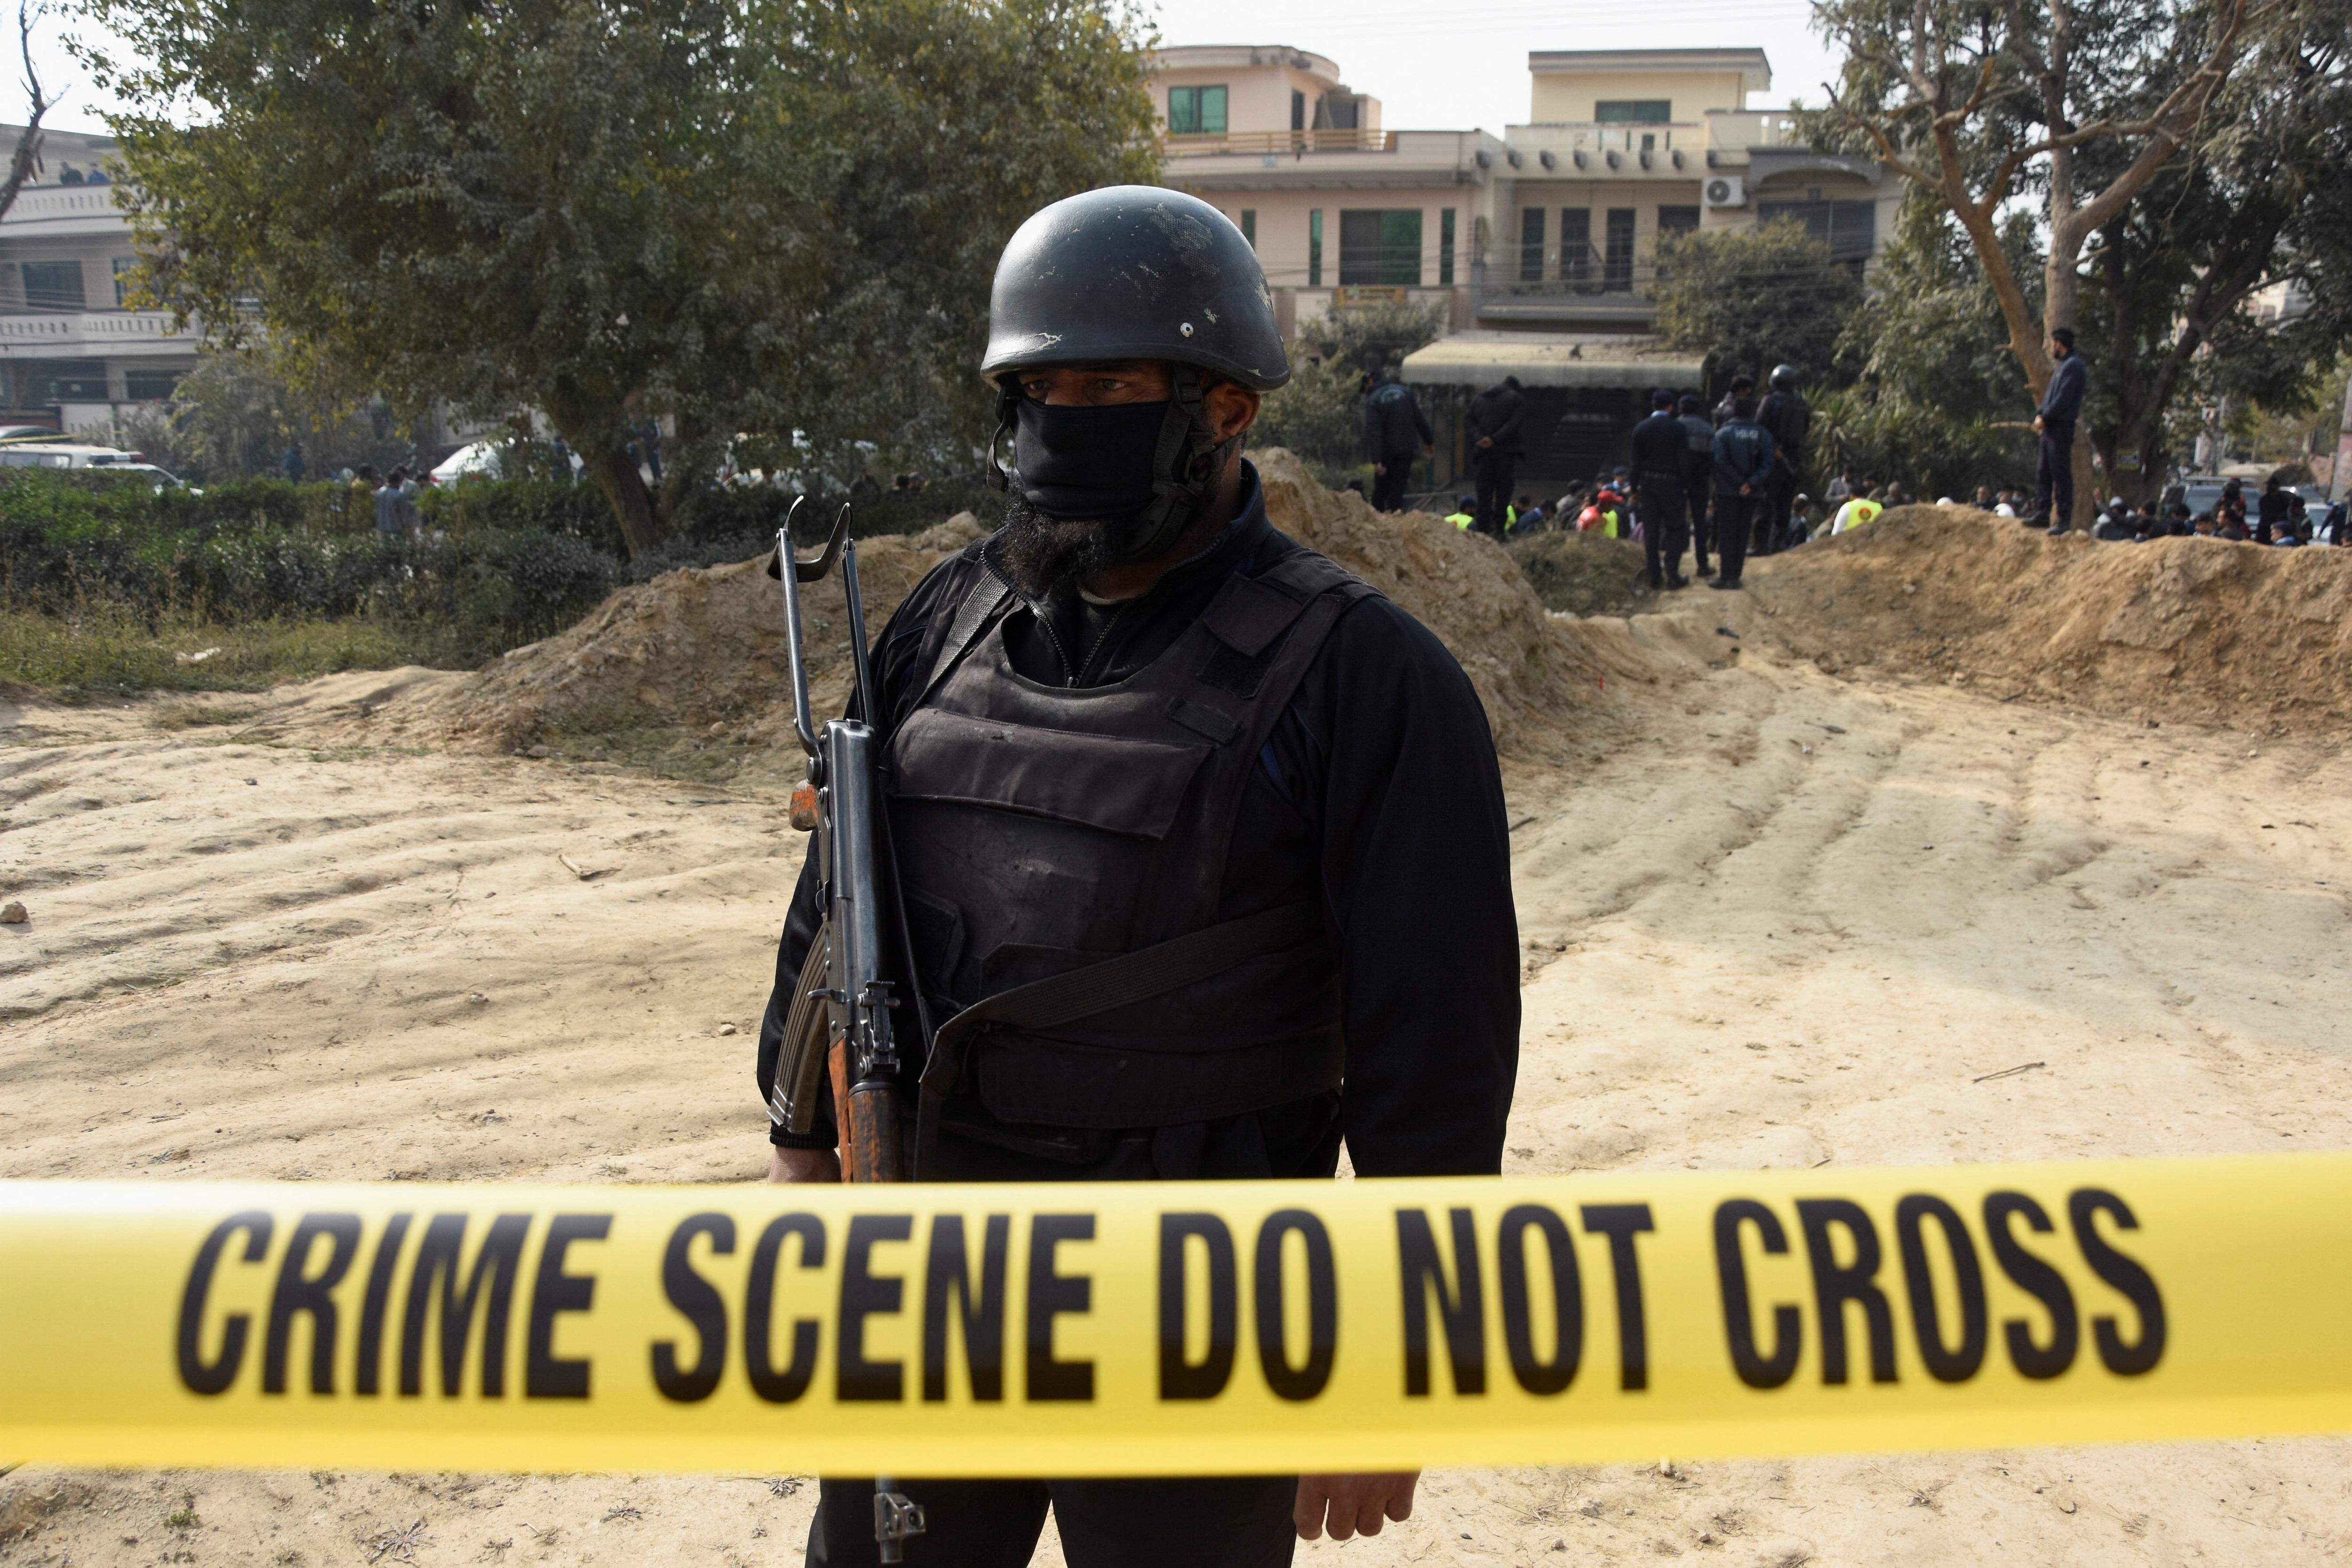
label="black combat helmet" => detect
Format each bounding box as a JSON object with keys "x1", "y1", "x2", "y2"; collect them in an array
[
  {"x1": 981, "y1": 185, "x2": 1289, "y2": 391},
  {"x1": 1770, "y1": 364, "x2": 1800, "y2": 392},
  {"x1": 981, "y1": 185, "x2": 1289, "y2": 561}
]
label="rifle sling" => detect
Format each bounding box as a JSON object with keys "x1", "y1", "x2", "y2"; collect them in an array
[{"x1": 914, "y1": 898, "x2": 1326, "y2": 1177}]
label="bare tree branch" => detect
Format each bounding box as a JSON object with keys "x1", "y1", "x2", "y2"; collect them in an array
[{"x1": 0, "y1": 0, "x2": 58, "y2": 225}]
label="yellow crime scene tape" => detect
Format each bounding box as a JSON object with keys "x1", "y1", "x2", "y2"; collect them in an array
[{"x1": 0, "y1": 1153, "x2": 2340, "y2": 1476}]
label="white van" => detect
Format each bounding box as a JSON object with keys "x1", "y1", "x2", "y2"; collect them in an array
[{"x1": 0, "y1": 442, "x2": 191, "y2": 489}]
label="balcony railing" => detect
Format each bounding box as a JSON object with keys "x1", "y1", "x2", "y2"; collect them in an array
[
  {"x1": 1702, "y1": 109, "x2": 1801, "y2": 150},
  {"x1": 0, "y1": 309, "x2": 189, "y2": 346},
  {"x1": 1163, "y1": 127, "x2": 1395, "y2": 157},
  {"x1": 0, "y1": 184, "x2": 127, "y2": 225}
]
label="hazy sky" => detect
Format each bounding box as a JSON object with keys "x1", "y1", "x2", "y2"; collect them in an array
[
  {"x1": 1150, "y1": 0, "x2": 1841, "y2": 131},
  {"x1": 20, "y1": 0, "x2": 1842, "y2": 139}
]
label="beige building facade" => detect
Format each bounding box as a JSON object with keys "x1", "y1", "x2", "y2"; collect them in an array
[
  {"x1": 0, "y1": 125, "x2": 196, "y2": 433},
  {"x1": 1150, "y1": 45, "x2": 1898, "y2": 489}
]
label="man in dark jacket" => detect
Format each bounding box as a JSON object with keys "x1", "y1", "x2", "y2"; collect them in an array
[
  {"x1": 1364, "y1": 366, "x2": 1434, "y2": 514},
  {"x1": 1629, "y1": 388, "x2": 1691, "y2": 589},
  {"x1": 1677, "y1": 393, "x2": 1715, "y2": 577},
  {"x1": 1464, "y1": 375, "x2": 1525, "y2": 539},
  {"x1": 1710, "y1": 396, "x2": 1776, "y2": 590},
  {"x1": 1756, "y1": 364, "x2": 1810, "y2": 556},
  {"x1": 2032, "y1": 327, "x2": 2088, "y2": 531},
  {"x1": 762, "y1": 186, "x2": 1518, "y2": 1568}
]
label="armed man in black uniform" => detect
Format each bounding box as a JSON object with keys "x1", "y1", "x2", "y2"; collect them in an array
[
  {"x1": 1756, "y1": 364, "x2": 1811, "y2": 555},
  {"x1": 755, "y1": 186, "x2": 1520, "y2": 1568}
]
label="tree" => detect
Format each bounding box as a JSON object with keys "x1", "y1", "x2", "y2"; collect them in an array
[
  {"x1": 0, "y1": 1, "x2": 59, "y2": 224},
  {"x1": 1652, "y1": 221, "x2": 1864, "y2": 386},
  {"x1": 84, "y1": 0, "x2": 1159, "y2": 558},
  {"x1": 1814, "y1": 193, "x2": 2037, "y2": 497},
  {"x1": 1815, "y1": 0, "x2": 2283, "y2": 428},
  {"x1": 2074, "y1": 0, "x2": 2352, "y2": 497},
  {"x1": 1253, "y1": 300, "x2": 1445, "y2": 484}
]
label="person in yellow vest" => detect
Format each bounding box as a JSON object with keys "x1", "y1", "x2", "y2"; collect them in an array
[
  {"x1": 1830, "y1": 490, "x2": 1883, "y2": 535},
  {"x1": 1446, "y1": 494, "x2": 1475, "y2": 530}
]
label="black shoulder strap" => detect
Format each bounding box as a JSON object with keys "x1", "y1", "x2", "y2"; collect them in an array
[{"x1": 909, "y1": 560, "x2": 1012, "y2": 713}]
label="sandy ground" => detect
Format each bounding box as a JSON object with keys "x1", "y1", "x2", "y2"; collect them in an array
[{"x1": 4, "y1": 579, "x2": 2352, "y2": 1565}]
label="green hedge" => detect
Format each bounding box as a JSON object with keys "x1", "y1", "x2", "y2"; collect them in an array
[{"x1": 0, "y1": 470, "x2": 999, "y2": 673}]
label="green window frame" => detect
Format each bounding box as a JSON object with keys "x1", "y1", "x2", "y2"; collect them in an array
[
  {"x1": 1561, "y1": 208, "x2": 1592, "y2": 284},
  {"x1": 1595, "y1": 99, "x2": 1672, "y2": 123},
  {"x1": 1308, "y1": 209, "x2": 1323, "y2": 286},
  {"x1": 1240, "y1": 209, "x2": 1256, "y2": 250},
  {"x1": 1519, "y1": 207, "x2": 1546, "y2": 283},
  {"x1": 1168, "y1": 84, "x2": 1229, "y2": 135},
  {"x1": 1339, "y1": 209, "x2": 1422, "y2": 286},
  {"x1": 1439, "y1": 208, "x2": 1456, "y2": 287}
]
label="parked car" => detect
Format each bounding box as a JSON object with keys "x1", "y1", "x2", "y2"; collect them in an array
[
  {"x1": 0, "y1": 442, "x2": 144, "y2": 470},
  {"x1": 429, "y1": 440, "x2": 504, "y2": 484}
]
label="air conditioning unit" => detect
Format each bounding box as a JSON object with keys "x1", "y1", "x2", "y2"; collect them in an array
[{"x1": 1703, "y1": 175, "x2": 1746, "y2": 208}]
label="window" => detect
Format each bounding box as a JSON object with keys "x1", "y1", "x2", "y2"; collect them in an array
[
  {"x1": 1519, "y1": 207, "x2": 1546, "y2": 283},
  {"x1": 1560, "y1": 209, "x2": 1592, "y2": 285},
  {"x1": 1655, "y1": 206, "x2": 1700, "y2": 281},
  {"x1": 1308, "y1": 209, "x2": 1322, "y2": 287},
  {"x1": 1604, "y1": 208, "x2": 1636, "y2": 292},
  {"x1": 1168, "y1": 84, "x2": 1228, "y2": 135},
  {"x1": 1240, "y1": 209, "x2": 1256, "y2": 250},
  {"x1": 1756, "y1": 198, "x2": 1878, "y2": 261},
  {"x1": 20, "y1": 359, "x2": 107, "y2": 401},
  {"x1": 1339, "y1": 210, "x2": 1421, "y2": 285},
  {"x1": 1439, "y1": 209, "x2": 1456, "y2": 287},
  {"x1": 1291, "y1": 89, "x2": 1305, "y2": 132},
  {"x1": 111, "y1": 256, "x2": 139, "y2": 308},
  {"x1": 20, "y1": 260, "x2": 84, "y2": 311},
  {"x1": 1595, "y1": 99, "x2": 1672, "y2": 123},
  {"x1": 125, "y1": 369, "x2": 181, "y2": 401}
]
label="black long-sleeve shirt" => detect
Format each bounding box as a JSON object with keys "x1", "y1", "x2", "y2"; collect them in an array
[
  {"x1": 1629, "y1": 410, "x2": 1687, "y2": 480},
  {"x1": 1362, "y1": 382, "x2": 1435, "y2": 462},
  {"x1": 756, "y1": 463, "x2": 1519, "y2": 1180}
]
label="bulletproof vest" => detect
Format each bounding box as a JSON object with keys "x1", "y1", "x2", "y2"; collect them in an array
[{"x1": 886, "y1": 546, "x2": 1376, "y2": 1132}]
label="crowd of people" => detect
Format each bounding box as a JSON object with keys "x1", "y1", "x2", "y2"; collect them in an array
[{"x1": 1361, "y1": 346, "x2": 2346, "y2": 583}]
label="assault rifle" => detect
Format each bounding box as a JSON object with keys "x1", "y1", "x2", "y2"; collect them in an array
[{"x1": 765, "y1": 496, "x2": 930, "y2": 1560}]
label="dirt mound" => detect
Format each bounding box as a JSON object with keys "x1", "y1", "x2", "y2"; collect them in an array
[
  {"x1": 1753, "y1": 504, "x2": 2352, "y2": 729},
  {"x1": 438, "y1": 514, "x2": 988, "y2": 755},
  {"x1": 380, "y1": 452, "x2": 1712, "y2": 768},
  {"x1": 1507, "y1": 530, "x2": 1657, "y2": 617},
  {"x1": 1254, "y1": 450, "x2": 1643, "y2": 748}
]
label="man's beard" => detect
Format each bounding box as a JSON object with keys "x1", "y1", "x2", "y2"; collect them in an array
[{"x1": 994, "y1": 491, "x2": 1148, "y2": 598}]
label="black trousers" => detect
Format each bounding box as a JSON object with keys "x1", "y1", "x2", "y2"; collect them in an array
[
  {"x1": 1714, "y1": 491, "x2": 1754, "y2": 584},
  {"x1": 806, "y1": 1475, "x2": 1298, "y2": 1568},
  {"x1": 1685, "y1": 481, "x2": 1713, "y2": 566},
  {"x1": 1472, "y1": 449, "x2": 1517, "y2": 539},
  {"x1": 1761, "y1": 467, "x2": 1797, "y2": 554},
  {"x1": 1372, "y1": 449, "x2": 1416, "y2": 513},
  {"x1": 2035, "y1": 420, "x2": 2075, "y2": 527},
  {"x1": 1637, "y1": 477, "x2": 1688, "y2": 584}
]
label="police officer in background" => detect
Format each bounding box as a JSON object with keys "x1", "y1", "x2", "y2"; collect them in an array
[
  {"x1": 1363, "y1": 364, "x2": 1435, "y2": 513},
  {"x1": 1464, "y1": 374, "x2": 1526, "y2": 539},
  {"x1": 1756, "y1": 364, "x2": 1810, "y2": 556},
  {"x1": 759, "y1": 186, "x2": 1520, "y2": 1568},
  {"x1": 1677, "y1": 393, "x2": 1715, "y2": 578},
  {"x1": 1629, "y1": 388, "x2": 1691, "y2": 590}
]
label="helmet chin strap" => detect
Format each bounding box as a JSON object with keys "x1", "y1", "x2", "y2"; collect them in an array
[
  {"x1": 1126, "y1": 364, "x2": 1233, "y2": 563},
  {"x1": 989, "y1": 366, "x2": 1238, "y2": 566}
]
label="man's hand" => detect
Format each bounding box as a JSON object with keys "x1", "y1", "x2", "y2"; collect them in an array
[
  {"x1": 1475, "y1": 435, "x2": 1493, "y2": 450},
  {"x1": 1373, "y1": 462, "x2": 1387, "y2": 477},
  {"x1": 767, "y1": 1145, "x2": 841, "y2": 1183},
  {"x1": 2033, "y1": 414, "x2": 2045, "y2": 433},
  {"x1": 1295, "y1": 1472, "x2": 1418, "y2": 1542},
  {"x1": 1739, "y1": 483, "x2": 1753, "y2": 496}
]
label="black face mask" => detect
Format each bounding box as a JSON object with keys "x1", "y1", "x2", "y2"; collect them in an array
[{"x1": 1011, "y1": 397, "x2": 1171, "y2": 521}]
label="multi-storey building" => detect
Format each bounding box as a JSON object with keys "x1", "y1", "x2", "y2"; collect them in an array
[
  {"x1": 0, "y1": 125, "x2": 195, "y2": 433},
  {"x1": 1151, "y1": 45, "x2": 1505, "y2": 338},
  {"x1": 1153, "y1": 45, "x2": 1896, "y2": 491}
]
